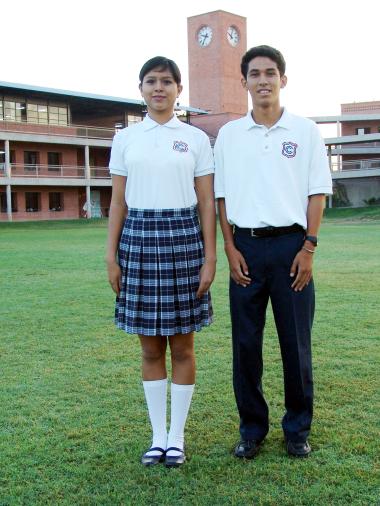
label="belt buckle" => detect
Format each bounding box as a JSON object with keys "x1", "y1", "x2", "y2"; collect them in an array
[{"x1": 251, "y1": 228, "x2": 258, "y2": 237}]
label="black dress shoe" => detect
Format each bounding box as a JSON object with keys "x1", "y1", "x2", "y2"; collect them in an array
[
  {"x1": 286, "y1": 440, "x2": 311, "y2": 457},
  {"x1": 165, "y1": 447, "x2": 186, "y2": 468},
  {"x1": 234, "y1": 439, "x2": 262, "y2": 459},
  {"x1": 141, "y1": 447, "x2": 166, "y2": 466}
]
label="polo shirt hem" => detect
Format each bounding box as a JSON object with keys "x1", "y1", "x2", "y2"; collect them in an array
[
  {"x1": 308, "y1": 186, "x2": 333, "y2": 195},
  {"x1": 195, "y1": 168, "x2": 215, "y2": 177},
  {"x1": 109, "y1": 168, "x2": 127, "y2": 176}
]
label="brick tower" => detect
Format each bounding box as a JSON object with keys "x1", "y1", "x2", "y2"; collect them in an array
[{"x1": 187, "y1": 10, "x2": 247, "y2": 137}]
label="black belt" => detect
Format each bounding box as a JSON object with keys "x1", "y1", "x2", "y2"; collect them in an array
[{"x1": 233, "y1": 223, "x2": 304, "y2": 238}]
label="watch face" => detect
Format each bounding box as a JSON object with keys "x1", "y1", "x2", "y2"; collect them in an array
[
  {"x1": 227, "y1": 26, "x2": 239, "y2": 46},
  {"x1": 198, "y1": 25, "x2": 213, "y2": 47}
]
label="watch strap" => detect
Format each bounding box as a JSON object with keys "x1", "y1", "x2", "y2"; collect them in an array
[{"x1": 305, "y1": 235, "x2": 318, "y2": 246}]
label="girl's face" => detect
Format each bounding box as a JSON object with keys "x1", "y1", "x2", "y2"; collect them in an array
[{"x1": 139, "y1": 67, "x2": 182, "y2": 117}]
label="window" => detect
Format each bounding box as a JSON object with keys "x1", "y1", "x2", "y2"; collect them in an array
[
  {"x1": 49, "y1": 192, "x2": 63, "y2": 211},
  {"x1": 114, "y1": 122, "x2": 125, "y2": 131},
  {"x1": 25, "y1": 192, "x2": 41, "y2": 212},
  {"x1": 48, "y1": 105, "x2": 68, "y2": 125},
  {"x1": 24, "y1": 151, "x2": 38, "y2": 171},
  {"x1": 26, "y1": 103, "x2": 48, "y2": 124},
  {"x1": 37, "y1": 104, "x2": 48, "y2": 124},
  {"x1": 48, "y1": 152, "x2": 61, "y2": 171},
  {"x1": 24, "y1": 102, "x2": 68, "y2": 125},
  {"x1": 2, "y1": 100, "x2": 27, "y2": 122},
  {"x1": 15, "y1": 102, "x2": 27, "y2": 122},
  {"x1": 0, "y1": 192, "x2": 17, "y2": 212},
  {"x1": 355, "y1": 127, "x2": 370, "y2": 135},
  {"x1": 4, "y1": 101, "x2": 15, "y2": 121},
  {"x1": 127, "y1": 114, "x2": 142, "y2": 126}
]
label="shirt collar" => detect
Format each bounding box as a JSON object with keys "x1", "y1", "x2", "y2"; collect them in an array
[
  {"x1": 244, "y1": 108, "x2": 292, "y2": 131},
  {"x1": 142, "y1": 114, "x2": 182, "y2": 131}
]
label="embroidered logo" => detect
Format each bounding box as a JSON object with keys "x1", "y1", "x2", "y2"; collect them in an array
[
  {"x1": 173, "y1": 140, "x2": 189, "y2": 153},
  {"x1": 282, "y1": 141, "x2": 298, "y2": 158}
]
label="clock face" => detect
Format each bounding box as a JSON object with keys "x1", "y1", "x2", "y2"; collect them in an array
[
  {"x1": 227, "y1": 26, "x2": 239, "y2": 46},
  {"x1": 197, "y1": 25, "x2": 213, "y2": 47}
]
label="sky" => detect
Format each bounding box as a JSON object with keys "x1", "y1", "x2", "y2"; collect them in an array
[{"x1": 2, "y1": 0, "x2": 380, "y2": 118}]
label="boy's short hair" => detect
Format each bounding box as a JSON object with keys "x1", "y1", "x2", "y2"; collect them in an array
[{"x1": 241, "y1": 45, "x2": 286, "y2": 78}]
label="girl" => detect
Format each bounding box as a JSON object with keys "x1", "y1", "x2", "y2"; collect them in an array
[{"x1": 106, "y1": 56, "x2": 216, "y2": 467}]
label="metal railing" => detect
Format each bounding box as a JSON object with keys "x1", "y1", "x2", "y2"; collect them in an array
[
  {"x1": 0, "y1": 120, "x2": 116, "y2": 140},
  {"x1": 7, "y1": 164, "x2": 110, "y2": 178},
  {"x1": 331, "y1": 158, "x2": 380, "y2": 172},
  {"x1": 90, "y1": 167, "x2": 111, "y2": 178}
]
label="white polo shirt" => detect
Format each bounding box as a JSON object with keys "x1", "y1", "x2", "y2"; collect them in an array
[
  {"x1": 109, "y1": 115, "x2": 214, "y2": 209},
  {"x1": 214, "y1": 109, "x2": 333, "y2": 229}
]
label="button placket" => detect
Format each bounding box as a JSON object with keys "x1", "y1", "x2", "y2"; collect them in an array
[{"x1": 263, "y1": 129, "x2": 271, "y2": 153}]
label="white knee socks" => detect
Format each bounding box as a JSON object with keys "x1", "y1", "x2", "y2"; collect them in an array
[
  {"x1": 142, "y1": 378, "x2": 168, "y2": 456},
  {"x1": 167, "y1": 383, "x2": 195, "y2": 457},
  {"x1": 142, "y1": 380, "x2": 195, "y2": 457}
]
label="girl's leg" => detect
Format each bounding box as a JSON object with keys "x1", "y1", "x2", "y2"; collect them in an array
[
  {"x1": 167, "y1": 332, "x2": 195, "y2": 458},
  {"x1": 139, "y1": 335, "x2": 168, "y2": 458}
]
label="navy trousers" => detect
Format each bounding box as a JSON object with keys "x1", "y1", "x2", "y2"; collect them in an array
[{"x1": 230, "y1": 230, "x2": 315, "y2": 443}]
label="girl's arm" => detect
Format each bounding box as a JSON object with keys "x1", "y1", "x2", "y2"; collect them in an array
[
  {"x1": 106, "y1": 175, "x2": 127, "y2": 295},
  {"x1": 194, "y1": 174, "x2": 216, "y2": 298}
]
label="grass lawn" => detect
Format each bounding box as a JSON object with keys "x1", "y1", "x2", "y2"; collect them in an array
[{"x1": 0, "y1": 208, "x2": 379, "y2": 505}]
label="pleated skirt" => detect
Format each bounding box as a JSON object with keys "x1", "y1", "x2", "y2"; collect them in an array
[{"x1": 115, "y1": 206, "x2": 213, "y2": 336}]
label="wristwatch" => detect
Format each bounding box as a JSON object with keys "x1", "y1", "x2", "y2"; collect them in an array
[{"x1": 305, "y1": 235, "x2": 318, "y2": 247}]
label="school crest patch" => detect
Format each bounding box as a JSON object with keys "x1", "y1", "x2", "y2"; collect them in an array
[
  {"x1": 173, "y1": 140, "x2": 189, "y2": 153},
  {"x1": 282, "y1": 141, "x2": 298, "y2": 158}
]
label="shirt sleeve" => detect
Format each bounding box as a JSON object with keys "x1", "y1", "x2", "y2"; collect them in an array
[
  {"x1": 308, "y1": 123, "x2": 333, "y2": 195},
  {"x1": 213, "y1": 128, "x2": 225, "y2": 198},
  {"x1": 194, "y1": 132, "x2": 214, "y2": 177},
  {"x1": 109, "y1": 131, "x2": 128, "y2": 176}
]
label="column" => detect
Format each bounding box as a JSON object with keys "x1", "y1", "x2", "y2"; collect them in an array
[
  {"x1": 84, "y1": 145, "x2": 91, "y2": 219},
  {"x1": 5, "y1": 140, "x2": 12, "y2": 222},
  {"x1": 328, "y1": 145, "x2": 332, "y2": 171}
]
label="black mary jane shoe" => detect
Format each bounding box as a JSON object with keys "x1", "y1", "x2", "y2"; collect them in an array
[
  {"x1": 286, "y1": 440, "x2": 311, "y2": 458},
  {"x1": 234, "y1": 439, "x2": 262, "y2": 459},
  {"x1": 165, "y1": 447, "x2": 186, "y2": 468},
  {"x1": 141, "y1": 447, "x2": 166, "y2": 466}
]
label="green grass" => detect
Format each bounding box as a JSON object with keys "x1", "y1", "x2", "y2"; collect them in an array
[
  {"x1": 324, "y1": 205, "x2": 380, "y2": 221},
  {"x1": 0, "y1": 210, "x2": 379, "y2": 505}
]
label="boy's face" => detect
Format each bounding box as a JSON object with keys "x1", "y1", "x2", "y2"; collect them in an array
[{"x1": 241, "y1": 56, "x2": 287, "y2": 108}]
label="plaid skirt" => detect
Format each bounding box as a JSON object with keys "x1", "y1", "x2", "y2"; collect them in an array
[{"x1": 115, "y1": 206, "x2": 213, "y2": 336}]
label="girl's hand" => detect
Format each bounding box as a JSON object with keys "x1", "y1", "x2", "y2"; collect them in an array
[
  {"x1": 107, "y1": 260, "x2": 122, "y2": 296},
  {"x1": 196, "y1": 260, "x2": 216, "y2": 298}
]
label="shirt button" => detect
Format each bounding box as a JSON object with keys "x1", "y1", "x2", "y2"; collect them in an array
[{"x1": 265, "y1": 145, "x2": 268, "y2": 149}]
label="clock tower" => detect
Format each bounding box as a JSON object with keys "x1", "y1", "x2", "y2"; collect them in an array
[{"x1": 187, "y1": 10, "x2": 247, "y2": 137}]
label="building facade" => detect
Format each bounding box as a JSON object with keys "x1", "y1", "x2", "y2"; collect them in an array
[
  {"x1": 0, "y1": 82, "x2": 205, "y2": 221},
  {"x1": 1, "y1": 10, "x2": 380, "y2": 221}
]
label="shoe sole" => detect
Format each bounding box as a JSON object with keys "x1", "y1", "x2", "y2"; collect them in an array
[
  {"x1": 141, "y1": 455, "x2": 165, "y2": 466},
  {"x1": 165, "y1": 457, "x2": 186, "y2": 468},
  {"x1": 234, "y1": 450, "x2": 259, "y2": 459}
]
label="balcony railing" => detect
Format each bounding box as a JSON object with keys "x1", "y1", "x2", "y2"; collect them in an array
[
  {"x1": 0, "y1": 120, "x2": 116, "y2": 140},
  {"x1": 331, "y1": 158, "x2": 380, "y2": 172},
  {"x1": 90, "y1": 167, "x2": 111, "y2": 178},
  {"x1": 5, "y1": 164, "x2": 111, "y2": 178}
]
